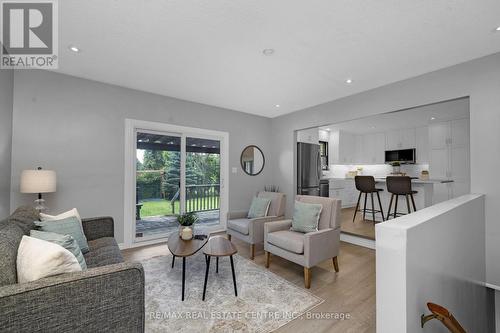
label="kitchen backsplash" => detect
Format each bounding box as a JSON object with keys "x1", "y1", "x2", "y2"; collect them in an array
[{"x1": 323, "y1": 164, "x2": 430, "y2": 179}]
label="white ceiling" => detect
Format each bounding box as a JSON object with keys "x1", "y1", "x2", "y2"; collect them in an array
[
  {"x1": 56, "y1": 1, "x2": 500, "y2": 118},
  {"x1": 319, "y1": 98, "x2": 469, "y2": 135}
]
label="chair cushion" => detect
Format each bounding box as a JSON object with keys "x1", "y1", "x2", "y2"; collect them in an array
[
  {"x1": 267, "y1": 230, "x2": 305, "y2": 254},
  {"x1": 0, "y1": 223, "x2": 25, "y2": 286},
  {"x1": 291, "y1": 201, "x2": 322, "y2": 233},
  {"x1": 84, "y1": 237, "x2": 123, "y2": 268},
  {"x1": 227, "y1": 218, "x2": 250, "y2": 235},
  {"x1": 248, "y1": 197, "x2": 271, "y2": 218}
]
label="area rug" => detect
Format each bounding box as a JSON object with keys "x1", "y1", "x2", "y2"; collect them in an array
[{"x1": 142, "y1": 253, "x2": 324, "y2": 332}]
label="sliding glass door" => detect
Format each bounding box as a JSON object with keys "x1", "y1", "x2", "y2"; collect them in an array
[{"x1": 133, "y1": 129, "x2": 224, "y2": 242}]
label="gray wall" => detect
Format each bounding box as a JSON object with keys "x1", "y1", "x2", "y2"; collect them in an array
[
  {"x1": 10, "y1": 70, "x2": 273, "y2": 243},
  {"x1": 0, "y1": 69, "x2": 13, "y2": 218},
  {"x1": 270, "y1": 52, "x2": 500, "y2": 288}
]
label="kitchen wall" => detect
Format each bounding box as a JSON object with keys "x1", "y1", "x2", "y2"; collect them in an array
[
  {"x1": 270, "y1": 52, "x2": 500, "y2": 292},
  {"x1": 10, "y1": 70, "x2": 274, "y2": 243},
  {"x1": 0, "y1": 69, "x2": 13, "y2": 218}
]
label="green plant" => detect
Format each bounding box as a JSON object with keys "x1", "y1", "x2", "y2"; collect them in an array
[
  {"x1": 176, "y1": 211, "x2": 199, "y2": 226},
  {"x1": 264, "y1": 185, "x2": 280, "y2": 192},
  {"x1": 390, "y1": 161, "x2": 401, "y2": 167}
]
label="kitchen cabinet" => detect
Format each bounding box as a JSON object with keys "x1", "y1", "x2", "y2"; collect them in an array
[
  {"x1": 416, "y1": 126, "x2": 429, "y2": 164},
  {"x1": 329, "y1": 130, "x2": 358, "y2": 165},
  {"x1": 329, "y1": 179, "x2": 357, "y2": 207},
  {"x1": 429, "y1": 118, "x2": 470, "y2": 203},
  {"x1": 385, "y1": 128, "x2": 416, "y2": 150},
  {"x1": 297, "y1": 128, "x2": 319, "y2": 144},
  {"x1": 361, "y1": 132, "x2": 385, "y2": 164}
]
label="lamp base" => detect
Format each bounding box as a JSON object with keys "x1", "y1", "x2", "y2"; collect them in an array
[{"x1": 34, "y1": 198, "x2": 47, "y2": 212}]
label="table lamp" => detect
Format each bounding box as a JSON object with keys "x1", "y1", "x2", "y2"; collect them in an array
[{"x1": 20, "y1": 167, "x2": 57, "y2": 212}]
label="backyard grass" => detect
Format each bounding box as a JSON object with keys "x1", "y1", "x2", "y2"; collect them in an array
[{"x1": 139, "y1": 197, "x2": 219, "y2": 217}]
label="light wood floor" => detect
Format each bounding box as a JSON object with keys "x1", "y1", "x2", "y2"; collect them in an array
[
  {"x1": 122, "y1": 235, "x2": 376, "y2": 333},
  {"x1": 340, "y1": 207, "x2": 378, "y2": 240}
]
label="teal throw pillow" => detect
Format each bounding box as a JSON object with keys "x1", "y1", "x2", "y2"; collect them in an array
[
  {"x1": 247, "y1": 197, "x2": 272, "y2": 218},
  {"x1": 30, "y1": 230, "x2": 87, "y2": 270},
  {"x1": 291, "y1": 201, "x2": 323, "y2": 233},
  {"x1": 35, "y1": 216, "x2": 89, "y2": 253}
]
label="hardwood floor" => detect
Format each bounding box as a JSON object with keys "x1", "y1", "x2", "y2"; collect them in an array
[
  {"x1": 122, "y1": 235, "x2": 376, "y2": 333},
  {"x1": 340, "y1": 207, "x2": 377, "y2": 240}
]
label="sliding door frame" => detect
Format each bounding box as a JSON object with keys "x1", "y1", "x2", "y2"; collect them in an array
[{"x1": 124, "y1": 119, "x2": 229, "y2": 248}]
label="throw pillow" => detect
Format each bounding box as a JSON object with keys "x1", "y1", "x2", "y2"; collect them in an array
[
  {"x1": 40, "y1": 208, "x2": 82, "y2": 224},
  {"x1": 291, "y1": 201, "x2": 323, "y2": 233},
  {"x1": 17, "y1": 235, "x2": 82, "y2": 283},
  {"x1": 30, "y1": 230, "x2": 87, "y2": 270},
  {"x1": 35, "y1": 216, "x2": 89, "y2": 253},
  {"x1": 247, "y1": 197, "x2": 272, "y2": 218}
]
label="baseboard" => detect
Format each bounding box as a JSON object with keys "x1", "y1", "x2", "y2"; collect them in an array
[{"x1": 340, "y1": 233, "x2": 376, "y2": 250}]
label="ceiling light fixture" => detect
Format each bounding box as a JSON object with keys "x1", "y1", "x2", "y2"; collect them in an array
[
  {"x1": 431, "y1": 117, "x2": 436, "y2": 120},
  {"x1": 325, "y1": 128, "x2": 331, "y2": 131},
  {"x1": 345, "y1": 78, "x2": 353, "y2": 84},
  {"x1": 68, "y1": 45, "x2": 80, "y2": 53},
  {"x1": 262, "y1": 48, "x2": 275, "y2": 56},
  {"x1": 496, "y1": 26, "x2": 500, "y2": 31},
  {"x1": 275, "y1": 104, "x2": 280, "y2": 108}
]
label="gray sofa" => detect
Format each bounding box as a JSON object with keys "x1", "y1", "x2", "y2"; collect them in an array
[{"x1": 0, "y1": 206, "x2": 145, "y2": 333}]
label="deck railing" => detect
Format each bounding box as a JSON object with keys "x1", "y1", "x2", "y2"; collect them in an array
[{"x1": 185, "y1": 184, "x2": 220, "y2": 213}]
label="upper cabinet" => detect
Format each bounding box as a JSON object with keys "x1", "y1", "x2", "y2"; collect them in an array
[
  {"x1": 385, "y1": 128, "x2": 416, "y2": 150},
  {"x1": 297, "y1": 128, "x2": 319, "y2": 145},
  {"x1": 361, "y1": 132, "x2": 385, "y2": 164},
  {"x1": 416, "y1": 126, "x2": 429, "y2": 164},
  {"x1": 329, "y1": 130, "x2": 358, "y2": 165}
]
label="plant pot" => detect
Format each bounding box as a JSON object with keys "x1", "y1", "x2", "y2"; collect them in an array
[{"x1": 179, "y1": 225, "x2": 194, "y2": 240}]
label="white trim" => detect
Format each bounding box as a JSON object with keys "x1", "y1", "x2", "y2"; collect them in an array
[
  {"x1": 340, "y1": 233, "x2": 376, "y2": 250},
  {"x1": 124, "y1": 119, "x2": 229, "y2": 248},
  {"x1": 486, "y1": 282, "x2": 500, "y2": 291}
]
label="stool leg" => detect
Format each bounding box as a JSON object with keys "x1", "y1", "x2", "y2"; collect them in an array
[
  {"x1": 171, "y1": 255, "x2": 175, "y2": 268},
  {"x1": 376, "y1": 191, "x2": 385, "y2": 221},
  {"x1": 387, "y1": 194, "x2": 394, "y2": 220},
  {"x1": 216, "y1": 257, "x2": 219, "y2": 274},
  {"x1": 370, "y1": 192, "x2": 376, "y2": 223},
  {"x1": 353, "y1": 192, "x2": 362, "y2": 222},
  {"x1": 393, "y1": 195, "x2": 398, "y2": 219},
  {"x1": 230, "y1": 255, "x2": 238, "y2": 297},
  {"x1": 363, "y1": 193, "x2": 368, "y2": 221},
  {"x1": 410, "y1": 194, "x2": 417, "y2": 211},
  {"x1": 406, "y1": 195, "x2": 411, "y2": 214},
  {"x1": 202, "y1": 256, "x2": 211, "y2": 301}
]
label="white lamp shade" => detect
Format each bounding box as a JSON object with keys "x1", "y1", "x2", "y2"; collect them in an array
[{"x1": 20, "y1": 170, "x2": 57, "y2": 194}]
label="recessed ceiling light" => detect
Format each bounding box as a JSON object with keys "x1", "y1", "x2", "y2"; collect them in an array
[
  {"x1": 325, "y1": 128, "x2": 331, "y2": 131},
  {"x1": 263, "y1": 48, "x2": 275, "y2": 56},
  {"x1": 68, "y1": 45, "x2": 80, "y2": 53},
  {"x1": 345, "y1": 79, "x2": 353, "y2": 84},
  {"x1": 275, "y1": 104, "x2": 280, "y2": 108},
  {"x1": 370, "y1": 126, "x2": 376, "y2": 129},
  {"x1": 431, "y1": 117, "x2": 436, "y2": 120},
  {"x1": 496, "y1": 26, "x2": 500, "y2": 31}
]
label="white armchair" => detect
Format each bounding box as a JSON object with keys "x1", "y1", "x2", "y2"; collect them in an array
[
  {"x1": 264, "y1": 195, "x2": 341, "y2": 288},
  {"x1": 226, "y1": 192, "x2": 286, "y2": 259}
]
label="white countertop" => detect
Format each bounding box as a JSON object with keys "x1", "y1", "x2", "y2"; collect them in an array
[{"x1": 322, "y1": 177, "x2": 453, "y2": 184}]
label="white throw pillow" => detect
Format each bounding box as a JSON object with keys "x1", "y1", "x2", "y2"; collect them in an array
[
  {"x1": 17, "y1": 236, "x2": 82, "y2": 283},
  {"x1": 40, "y1": 208, "x2": 82, "y2": 224}
]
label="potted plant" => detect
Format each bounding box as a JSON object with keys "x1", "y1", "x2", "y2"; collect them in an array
[
  {"x1": 176, "y1": 211, "x2": 198, "y2": 240},
  {"x1": 390, "y1": 161, "x2": 401, "y2": 174}
]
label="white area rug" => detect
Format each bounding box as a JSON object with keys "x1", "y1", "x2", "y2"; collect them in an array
[{"x1": 142, "y1": 253, "x2": 323, "y2": 332}]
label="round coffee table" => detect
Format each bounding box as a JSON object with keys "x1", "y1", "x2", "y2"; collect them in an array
[
  {"x1": 202, "y1": 236, "x2": 238, "y2": 301},
  {"x1": 167, "y1": 233, "x2": 208, "y2": 301}
]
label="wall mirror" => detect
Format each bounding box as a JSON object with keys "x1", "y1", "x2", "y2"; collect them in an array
[{"x1": 240, "y1": 145, "x2": 265, "y2": 176}]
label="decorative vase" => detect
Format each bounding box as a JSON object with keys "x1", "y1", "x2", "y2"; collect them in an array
[{"x1": 179, "y1": 225, "x2": 194, "y2": 240}]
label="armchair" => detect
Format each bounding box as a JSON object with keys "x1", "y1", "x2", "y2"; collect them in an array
[
  {"x1": 264, "y1": 195, "x2": 341, "y2": 288},
  {"x1": 227, "y1": 192, "x2": 286, "y2": 259}
]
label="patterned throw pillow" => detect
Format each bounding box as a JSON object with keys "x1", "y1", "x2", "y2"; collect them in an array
[
  {"x1": 290, "y1": 201, "x2": 323, "y2": 233},
  {"x1": 30, "y1": 230, "x2": 87, "y2": 270},
  {"x1": 35, "y1": 216, "x2": 89, "y2": 253},
  {"x1": 247, "y1": 197, "x2": 272, "y2": 218}
]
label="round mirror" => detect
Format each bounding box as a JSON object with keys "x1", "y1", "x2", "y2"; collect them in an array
[{"x1": 240, "y1": 145, "x2": 265, "y2": 176}]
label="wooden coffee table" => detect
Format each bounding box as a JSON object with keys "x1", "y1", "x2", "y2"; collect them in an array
[
  {"x1": 167, "y1": 233, "x2": 208, "y2": 301},
  {"x1": 202, "y1": 236, "x2": 238, "y2": 301}
]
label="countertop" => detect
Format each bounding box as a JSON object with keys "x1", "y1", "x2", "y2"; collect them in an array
[{"x1": 322, "y1": 177, "x2": 453, "y2": 184}]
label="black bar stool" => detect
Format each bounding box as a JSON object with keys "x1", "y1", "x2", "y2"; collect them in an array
[
  {"x1": 353, "y1": 176, "x2": 385, "y2": 223},
  {"x1": 386, "y1": 176, "x2": 417, "y2": 219}
]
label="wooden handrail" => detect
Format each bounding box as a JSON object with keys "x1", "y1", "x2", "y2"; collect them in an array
[{"x1": 421, "y1": 302, "x2": 467, "y2": 333}]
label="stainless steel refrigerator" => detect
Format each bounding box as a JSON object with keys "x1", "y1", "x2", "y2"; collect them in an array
[{"x1": 297, "y1": 142, "x2": 321, "y2": 196}]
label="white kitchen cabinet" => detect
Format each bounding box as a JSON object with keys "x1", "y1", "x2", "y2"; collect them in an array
[
  {"x1": 318, "y1": 129, "x2": 330, "y2": 142},
  {"x1": 429, "y1": 118, "x2": 470, "y2": 203},
  {"x1": 329, "y1": 179, "x2": 357, "y2": 207},
  {"x1": 386, "y1": 128, "x2": 416, "y2": 150},
  {"x1": 416, "y1": 126, "x2": 429, "y2": 164},
  {"x1": 361, "y1": 132, "x2": 386, "y2": 164},
  {"x1": 297, "y1": 128, "x2": 319, "y2": 144},
  {"x1": 329, "y1": 130, "x2": 358, "y2": 165}
]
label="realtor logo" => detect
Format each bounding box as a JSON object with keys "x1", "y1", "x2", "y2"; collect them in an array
[{"x1": 1, "y1": 0, "x2": 58, "y2": 68}]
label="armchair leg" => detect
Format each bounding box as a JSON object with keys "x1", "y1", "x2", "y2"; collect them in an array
[
  {"x1": 304, "y1": 267, "x2": 311, "y2": 289},
  {"x1": 250, "y1": 244, "x2": 255, "y2": 260},
  {"x1": 227, "y1": 234, "x2": 232, "y2": 241},
  {"x1": 332, "y1": 256, "x2": 339, "y2": 272},
  {"x1": 265, "y1": 251, "x2": 270, "y2": 268}
]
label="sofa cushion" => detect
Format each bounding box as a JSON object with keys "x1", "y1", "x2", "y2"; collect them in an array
[
  {"x1": 227, "y1": 218, "x2": 250, "y2": 235},
  {"x1": 8, "y1": 206, "x2": 39, "y2": 235},
  {"x1": 267, "y1": 230, "x2": 305, "y2": 254},
  {"x1": 0, "y1": 223, "x2": 25, "y2": 286},
  {"x1": 35, "y1": 216, "x2": 89, "y2": 253},
  {"x1": 84, "y1": 237, "x2": 123, "y2": 268}
]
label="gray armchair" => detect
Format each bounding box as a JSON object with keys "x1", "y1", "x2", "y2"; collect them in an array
[
  {"x1": 264, "y1": 195, "x2": 341, "y2": 288},
  {"x1": 227, "y1": 192, "x2": 286, "y2": 259}
]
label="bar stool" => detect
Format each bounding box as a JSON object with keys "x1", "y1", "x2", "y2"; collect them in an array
[
  {"x1": 386, "y1": 176, "x2": 417, "y2": 219},
  {"x1": 353, "y1": 176, "x2": 385, "y2": 223}
]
